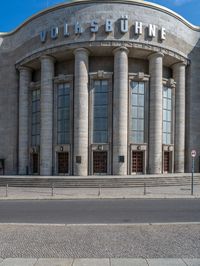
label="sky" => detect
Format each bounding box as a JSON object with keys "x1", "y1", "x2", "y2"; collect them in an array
[{"x1": 0, "y1": 0, "x2": 200, "y2": 32}]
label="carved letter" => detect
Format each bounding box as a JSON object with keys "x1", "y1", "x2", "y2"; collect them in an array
[
  {"x1": 40, "y1": 30, "x2": 47, "y2": 43},
  {"x1": 148, "y1": 24, "x2": 156, "y2": 37},
  {"x1": 120, "y1": 16, "x2": 128, "y2": 33},
  {"x1": 75, "y1": 22, "x2": 83, "y2": 34},
  {"x1": 64, "y1": 23, "x2": 70, "y2": 37},
  {"x1": 135, "y1": 21, "x2": 143, "y2": 35},
  {"x1": 51, "y1": 27, "x2": 59, "y2": 39},
  {"x1": 161, "y1": 27, "x2": 166, "y2": 40},
  {"x1": 105, "y1": 19, "x2": 113, "y2": 33},
  {"x1": 91, "y1": 20, "x2": 99, "y2": 33}
]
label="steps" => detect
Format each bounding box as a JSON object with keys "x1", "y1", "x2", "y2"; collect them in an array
[{"x1": 0, "y1": 174, "x2": 200, "y2": 188}]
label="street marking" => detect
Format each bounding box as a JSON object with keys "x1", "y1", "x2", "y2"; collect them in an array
[{"x1": 0, "y1": 222, "x2": 200, "y2": 226}]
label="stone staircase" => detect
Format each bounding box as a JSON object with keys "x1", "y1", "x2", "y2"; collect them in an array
[{"x1": 0, "y1": 174, "x2": 200, "y2": 188}]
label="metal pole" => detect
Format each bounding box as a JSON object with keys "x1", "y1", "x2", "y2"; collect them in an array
[
  {"x1": 98, "y1": 185, "x2": 101, "y2": 197},
  {"x1": 6, "y1": 184, "x2": 8, "y2": 197},
  {"x1": 144, "y1": 183, "x2": 146, "y2": 195},
  {"x1": 191, "y1": 158, "x2": 194, "y2": 195},
  {"x1": 51, "y1": 183, "x2": 54, "y2": 197}
]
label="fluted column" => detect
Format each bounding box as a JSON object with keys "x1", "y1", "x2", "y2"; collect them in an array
[
  {"x1": 173, "y1": 62, "x2": 186, "y2": 173},
  {"x1": 148, "y1": 52, "x2": 164, "y2": 174},
  {"x1": 40, "y1": 55, "x2": 55, "y2": 176},
  {"x1": 18, "y1": 66, "x2": 32, "y2": 175},
  {"x1": 113, "y1": 47, "x2": 129, "y2": 175},
  {"x1": 73, "y1": 48, "x2": 89, "y2": 176}
]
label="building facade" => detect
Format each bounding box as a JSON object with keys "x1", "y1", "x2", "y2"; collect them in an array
[{"x1": 0, "y1": 0, "x2": 200, "y2": 176}]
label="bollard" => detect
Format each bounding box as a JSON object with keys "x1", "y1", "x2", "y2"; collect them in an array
[
  {"x1": 98, "y1": 185, "x2": 101, "y2": 197},
  {"x1": 6, "y1": 184, "x2": 8, "y2": 197},
  {"x1": 144, "y1": 183, "x2": 146, "y2": 195},
  {"x1": 51, "y1": 183, "x2": 54, "y2": 197}
]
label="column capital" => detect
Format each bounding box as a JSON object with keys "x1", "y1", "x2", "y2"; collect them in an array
[
  {"x1": 148, "y1": 52, "x2": 164, "y2": 60},
  {"x1": 172, "y1": 61, "x2": 187, "y2": 70},
  {"x1": 73, "y1": 48, "x2": 90, "y2": 56},
  {"x1": 40, "y1": 55, "x2": 56, "y2": 63},
  {"x1": 112, "y1": 46, "x2": 129, "y2": 55},
  {"x1": 18, "y1": 65, "x2": 33, "y2": 73}
]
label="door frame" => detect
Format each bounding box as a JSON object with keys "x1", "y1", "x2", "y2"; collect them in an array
[
  {"x1": 57, "y1": 151, "x2": 69, "y2": 175},
  {"x1": 129, "y1": 144, "x2": 147, "y2": 175},
  {"x1": 93, "y1": 150, "x2": 108, "y2": 175},
  {"x1": 162, "y1": 145, "x2": 174, "y2": 173}
]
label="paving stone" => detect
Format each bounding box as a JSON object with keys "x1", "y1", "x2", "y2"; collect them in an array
[
  {"x1": 0, "y1": 258, "x2": 37, "y2": 266},
  {"x1": 182, "y1": 259, "x2": 200, "y2": 266},
  {"x1": 147, "y1": 258, "x2": 186, "y2": 266},
  {"x1": 0, "y1": 258, "x2": 3, "y2": 264},
  {"x1": 73, "y1": 258, "x2": 110, "y2": 266},
  {"x1": 35, "y1": 258, "x2": 73, "y2": 266},
  {"x1": 111, "y1": 258, "x2": 148, "y2": 265}
]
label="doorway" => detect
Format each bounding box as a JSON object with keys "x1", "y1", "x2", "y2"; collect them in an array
[
  {"x1": 58, "y1": 152, "x2": 69, "y2": 175},
  {"x1": 93, "y1": 151, "x2": 107, "y2": 174},
  {"x1": 132, "y1": 151, "x2": 143, "y2": 174},
  {"x1": 32, "y1": 153, "x2": 39, "y2": 174},
  {"x1": 164, "y1": 151, "x2": 170, "y2": 173}
]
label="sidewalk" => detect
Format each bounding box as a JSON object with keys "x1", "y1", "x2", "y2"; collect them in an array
[
  {"x1": 0, "y1": 184, "x2": 199, "y2": 200},
  {"x1": 0, "y1": 258, "x2": 200, "y2": 266}
]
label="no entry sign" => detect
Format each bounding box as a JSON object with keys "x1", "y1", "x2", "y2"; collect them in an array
[{"x1": 191, "y1": 150, "x2": 196, "y2": 158}]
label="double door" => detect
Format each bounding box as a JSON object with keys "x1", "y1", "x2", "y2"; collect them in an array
[
  {"x1": 58, "y1": 152, "x2": 69, "y2": 175},
  {"x1": 93, "y1": 151, "x2": 107, "y2": 174},
  {"x1": 163, "y1": 151, "x2": 170, "y2": 173},
  {"x1": 132, "y1": 151, "x2": 143, "y2": 174}
]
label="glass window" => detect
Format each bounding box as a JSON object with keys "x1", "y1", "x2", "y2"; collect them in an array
[
  {"x1": 93, "y1": 131, "x2": 108, "y2": 143},
  {"x1": 163, "y1": 85, "x2": 172, "y2": 145},
  {"x1": 94, "y1": 92, "x2": 108, "y2": 105},
  {"x1": 92, "y1": 80, "x2": 109, "y2": 144},
  {"x1": 57, "y1": 83, "x2": 71, "y2": 144},
  {"x1": 94, "y1": 106, "x2": 108, "y2": 118},
  {"x1": 130, "y1": 81, "x2": 145, "y2": 144}
]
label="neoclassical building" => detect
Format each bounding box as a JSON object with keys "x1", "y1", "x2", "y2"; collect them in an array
[{"x1": 0, "y1": 0, "x2": 200, "y2": 176}]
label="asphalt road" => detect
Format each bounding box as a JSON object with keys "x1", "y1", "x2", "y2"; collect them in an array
[{"x1": 0, "y1": 199, "x2": 200, "y2": 224}]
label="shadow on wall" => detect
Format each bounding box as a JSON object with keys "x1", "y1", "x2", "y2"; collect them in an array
[{"x1": 186, "y1": 37, "x2": 200, "y2": 173}]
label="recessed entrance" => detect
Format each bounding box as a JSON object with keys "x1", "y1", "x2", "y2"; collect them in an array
[
  {"x1": 93, "y1": 151, "x2": 107, "y2": 174},
  {"x1": 58, "y1": 152, "x2": 69, "y2": 174},
  {"x1": 32, "y1": 153, "x2": 39, "y2": 174},
  {"x1": 164, "y1": 151, "x2": 170, "y2": 173},
  {"x1": 132, "y1": 151, "x2": 143, "y2": 174}
]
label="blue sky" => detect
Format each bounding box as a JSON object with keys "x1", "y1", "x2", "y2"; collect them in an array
[{"x1": 0, "y1": 0, "x2": 199, "y2": 32}]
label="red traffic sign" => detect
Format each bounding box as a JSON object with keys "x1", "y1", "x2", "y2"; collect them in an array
[{"x1": 191, "y1": 150, "x2": 196, "y2": 158}]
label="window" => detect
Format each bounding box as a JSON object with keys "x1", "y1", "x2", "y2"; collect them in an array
[
  {"x1": 31, "y1": 89, "x2": 40, "y2": 146},
  {"x1": 93, "y1": 80, "x2": 109, "y2": 143},
  {"x1": 130, "y1": 81, "x2": 145, "y2": 143},
  {"x1": 57, "y1": 83, "x2": 71, "y2": 144},
  {"x1": 163, "y1": 85, "x2": 172, "y2": 144}
]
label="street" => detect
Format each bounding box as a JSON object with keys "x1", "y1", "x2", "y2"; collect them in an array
[{"x1": 0, "y1": 199, "x2": 199, "y2": 224}]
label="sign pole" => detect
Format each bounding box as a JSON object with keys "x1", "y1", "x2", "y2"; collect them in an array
[
  {"x1": 191, "y1": 157, "x2": 194, "y2": 195},
  {"x1": 191, "y1": 149, "x2": 196, "y2": 196}
]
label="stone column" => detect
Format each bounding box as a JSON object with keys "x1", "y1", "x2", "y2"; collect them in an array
[
  {"x1": 73, "y1": 48, "x2": 89, "y2": 176},
  {"x1": 113, "y1": 47, "x2": 129, "y2": 175},
  {"x1": 173, "y1": 62, "x2": 186, "y2": 173},
  {"x1": 18, "y1": 66, "x2": 32, "y2": 175},
  {"x1": 148, "y1": 52, "x2": 164, "y2": 174},
  {"x1": 40, "y1": 55, "x2": 55, "y2": 176}
]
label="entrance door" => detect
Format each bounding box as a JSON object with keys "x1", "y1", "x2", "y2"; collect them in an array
[
  {"x1": 32, "y1": 153, "x2": 39, "y2": 174},
  {"x1": 164, "y1": 151, "x2": 170, "y2": 173},
  {"x1": 132, "y1": 151, "x2": 143, "y2": 173},
  {"x1": 93, "y1": 151, "x2": 107, "y2": 174},
  {"x1": 58, "y1": 152, "x2": 69, "y2": 174}
]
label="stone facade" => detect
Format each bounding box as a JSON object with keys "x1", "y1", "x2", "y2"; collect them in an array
[{"x1": 0, "y1": 0, "x2": 200, "y2": 176}]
